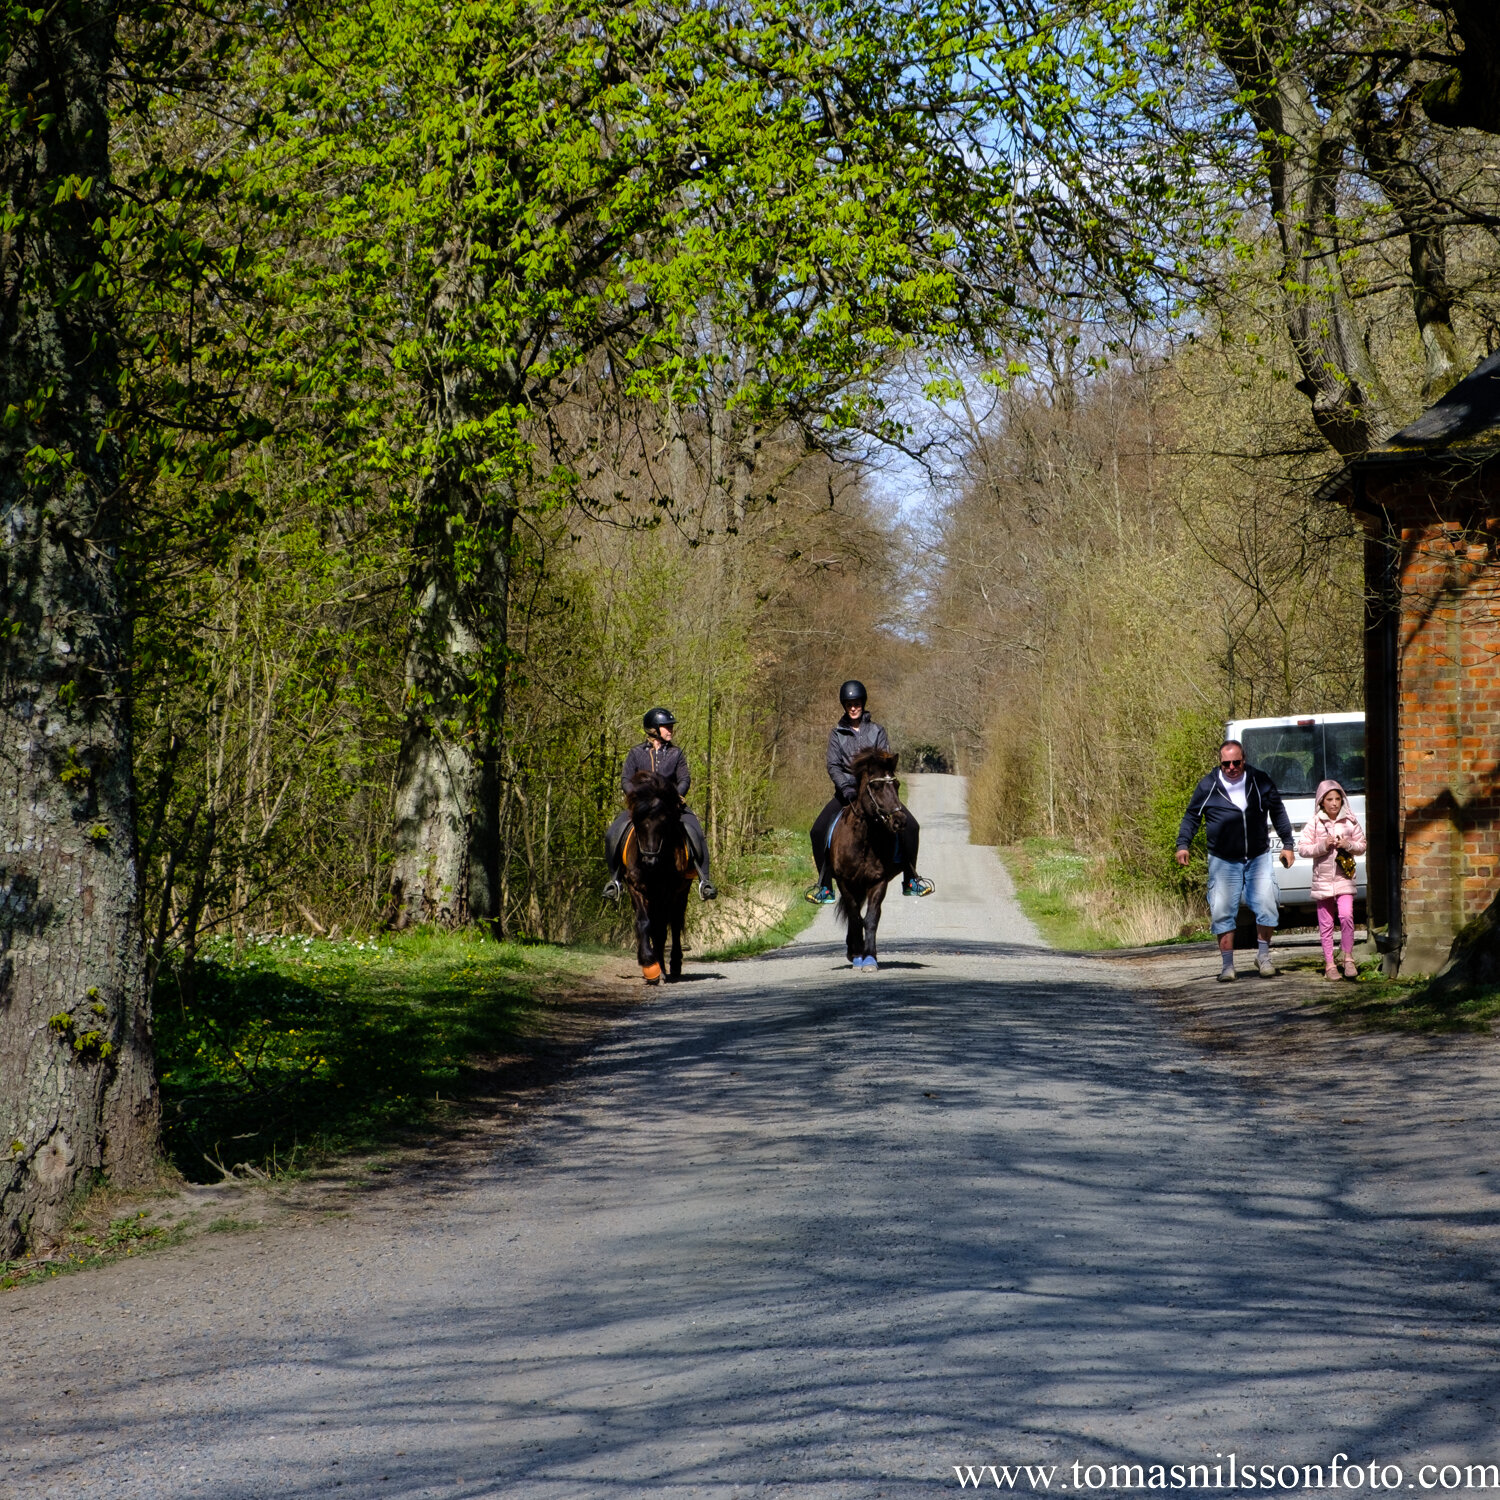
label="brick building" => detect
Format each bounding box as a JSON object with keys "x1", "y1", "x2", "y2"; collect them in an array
[{"x1": 1324, "y1": 351, "x2": 1500, "y2": 974}]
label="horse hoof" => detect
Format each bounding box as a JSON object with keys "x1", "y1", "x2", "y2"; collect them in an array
[{"x1": 642, "y1": 963, "x2": 662, "y2": 983}]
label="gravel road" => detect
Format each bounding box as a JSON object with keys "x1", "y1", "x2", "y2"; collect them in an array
[{"x1": 6, "y1": 775, "x2": 1500, "y2": 1499}]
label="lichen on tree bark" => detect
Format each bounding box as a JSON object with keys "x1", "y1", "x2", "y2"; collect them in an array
[{"x1": 1, "y1": 0, "x2": 158, "y2": 1255}]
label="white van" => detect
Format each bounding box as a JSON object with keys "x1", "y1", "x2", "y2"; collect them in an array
[{"x1": 1223, "y1": 712, "x2": 1366, "y2": 914}]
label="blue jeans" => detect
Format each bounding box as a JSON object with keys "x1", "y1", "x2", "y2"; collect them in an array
[{"x1": 1207, "y1": 852, "x2": 1279, "y2": 936}]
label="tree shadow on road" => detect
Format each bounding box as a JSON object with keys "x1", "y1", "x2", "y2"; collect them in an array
[{"x1": 25, "y1": 939, "x2": 1500, "y2": 1498}]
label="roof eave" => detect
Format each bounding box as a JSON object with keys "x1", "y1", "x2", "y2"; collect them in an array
[{"x1": 1317, "y1": 443, "x2": 1500, "y2": 507}]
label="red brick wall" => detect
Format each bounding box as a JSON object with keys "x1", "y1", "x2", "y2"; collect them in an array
[{"x1": 1375, "y1": 474, "x2": 1500, "y2": 971}]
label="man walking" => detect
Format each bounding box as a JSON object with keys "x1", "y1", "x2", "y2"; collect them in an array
[{"x1": 1175, "y1": 739, "x2": 1295, "y2": 980}]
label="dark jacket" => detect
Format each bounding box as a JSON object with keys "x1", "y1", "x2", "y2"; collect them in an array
[
  {"x1": 1176, "y1": 766, "x2": 1294, "y2": 863},
  {"x1": 826, "y1": 715, "x2": 890, "y2": 803},
  {"x1": 622, "y1": 739, "x2": 689, "y2": 799}
]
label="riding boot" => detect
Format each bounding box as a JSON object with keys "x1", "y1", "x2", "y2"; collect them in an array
[
  {"x1": 807, "y1": 796, "x2": 843, "y2": 900},
  {"x1": 682, "y1": 809, "x2": 717, "y2": 899},
  {"x1": 898, "y1": 814, "x2": 933, "y2": 896},
  {"x1": 602, "y1": 808, "x2": 631, "y2": 899}
]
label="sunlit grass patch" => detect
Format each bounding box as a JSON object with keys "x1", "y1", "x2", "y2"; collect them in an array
[
  {"x1": 1282, "y1": 953, "x2": 1500, "y2": 1033},
  {"x1": 0, "y1": 1208, "x2": 177, "y2": 1291},
  {"x1": 1001, "y1": 838, "x2": 1206, "y2": 950}
]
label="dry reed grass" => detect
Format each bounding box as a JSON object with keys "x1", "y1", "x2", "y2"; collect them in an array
[{"x1": 1013, "y1": 844, "x2": 1201, "y2": 949}]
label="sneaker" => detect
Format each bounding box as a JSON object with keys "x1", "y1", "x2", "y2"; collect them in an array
[
  {"x1": 602, "y1": 876, "x2": 623, "y2": 901},
  {"x1": 699, "y1": 879, "x2": 718, "y2": 901},
  {"x1": 902, "y1": 876, "x2": 935, "y2": 897},
  {"x1": 804, "y1": 883, "x2": 836, "y2": 906},
  {"x1": 1256, "y1": 954, "x2": 1277, "y2": 978},
  {"x1": 1216, "y1": 966, "x2": 1236, "y2": 983}
]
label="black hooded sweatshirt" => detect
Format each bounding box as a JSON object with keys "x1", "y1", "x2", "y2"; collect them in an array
[{"x1": 1176, "y1": 766, "x2": 1293, "y2": 863}]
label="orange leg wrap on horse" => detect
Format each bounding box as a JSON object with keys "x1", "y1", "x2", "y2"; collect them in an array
[{"x1": 642, "y1": 962, "x2": 662, "y2": 982}]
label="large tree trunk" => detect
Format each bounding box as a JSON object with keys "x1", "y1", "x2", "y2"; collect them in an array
[
  {"x1": 0, "y1": 0, "x2": 158, "y2": 1256},
  {"x1": 386, "y1": 482, "x2": 512, "y2": 930},
  {"x1": 385, "y1": 217, "x2": 520, "y2": 932}
]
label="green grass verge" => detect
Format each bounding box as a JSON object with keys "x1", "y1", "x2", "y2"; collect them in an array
[
  {"x1": 1271, "y1": 949, "x2": 1500, "y2": 1033},
  {"x1": 1, "y1": 1209, "x2": 182, "y2": 1291},
  {"x1": 999, "y1": 837, "x2": 1211, "y2": 951},
  {"x1": 1000, "y1": 839, "x2": 1120, "y2": 950},
  {"x1": 154, "y1": 931, "x2": 608, "y2": 1182}
]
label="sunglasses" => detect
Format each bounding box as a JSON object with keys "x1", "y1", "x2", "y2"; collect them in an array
[{"x1": 1220, "y1": 758, "x2": 1244, "y2": 769}]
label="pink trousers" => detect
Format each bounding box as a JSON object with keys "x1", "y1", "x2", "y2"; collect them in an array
[{"x1": 1316, "y1": 893, "x2": 1355, "y2": 967}]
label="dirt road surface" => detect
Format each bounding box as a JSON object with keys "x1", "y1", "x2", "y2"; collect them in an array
[{"x1": 6, "y1": 775, "x2": 1500, "y2": 1498}]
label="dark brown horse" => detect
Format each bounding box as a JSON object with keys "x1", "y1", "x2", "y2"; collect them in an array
[
  {"x1": 829, "y1": 748, "x2": 906, "y2": 970},
  {"x1": 622, "y1": 772, "x2": 696, "y2": 983}
]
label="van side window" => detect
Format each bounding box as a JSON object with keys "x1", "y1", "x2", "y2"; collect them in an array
[
  {"x1": 1240, "y1": 726, "x2": 1318, "y2": 795},
  {"x1": 1239, "y1": 722, "x2": 1365, "y2": 795},
  {"x1": 1322, "y1": 722, "x2": 1365, "y2": 793}
]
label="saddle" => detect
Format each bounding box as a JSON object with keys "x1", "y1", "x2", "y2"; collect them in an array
[
  {"x1": 608, "y1": 818, "x2": 700, "y2": 877},
  {"x1": 605, "y1": 817, "x2": 628, "y2": 868}
]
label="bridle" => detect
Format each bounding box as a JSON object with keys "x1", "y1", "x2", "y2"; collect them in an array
[
  {"x1": 861, "y1": 773, "x2": 902, "y2": 830},
  {"x1": 629, "y1": 803, "x2": 678, "y2": 864},
  {"x1": 631, "y1": 822, "x2": 666, "y2": 863}
]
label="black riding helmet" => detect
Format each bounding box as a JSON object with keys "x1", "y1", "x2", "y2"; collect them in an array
[
  {"x1": 838, "y1": 680, "x2": 867, "y2": 707},
  {"x1": 643, "y1": 706, "x2": 677, "y2": 732}
]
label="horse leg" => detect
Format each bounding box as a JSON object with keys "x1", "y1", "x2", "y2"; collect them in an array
[
  {"x1": 668, "y1": 887, "x2": 686, "y2": 979},
  {"x1": 864, "y1": 879, "x2": 889, "y2": 965},
  {"x1": 649, "y1": 902, "x2": 669, "y2": 982},
  {"x1": 845, "y1": 885, "x2": 866, "y2": 964},
  {"x1": 632, "y1": 890, "x2": 661, "y2": 984}
]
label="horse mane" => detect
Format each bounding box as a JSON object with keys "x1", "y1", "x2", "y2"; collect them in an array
[
  {"x1": 626, "y1": 770, "x2": 683, "y2": 815},
  {"x1": 850, "y1": 747, "x2": 898, "y2": 780}
]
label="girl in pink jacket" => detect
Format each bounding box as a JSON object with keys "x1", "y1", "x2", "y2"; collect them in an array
[{"x1": 1294, "y1": 778, "x2": 1367, "y2": 980}]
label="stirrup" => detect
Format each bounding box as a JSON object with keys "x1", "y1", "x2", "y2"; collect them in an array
[
  {"x1": 804, "y1": 883, "x2": 836, "y2": 906},
  {"x1": 602, "y1": 876, "x2": 623, "y2": 901},
  {"x1": 699, "y1": 878, "x2": 718, "y2": 901},
  {"x1": 902, "y1": 875, "x2": 935, "y2": 898}
]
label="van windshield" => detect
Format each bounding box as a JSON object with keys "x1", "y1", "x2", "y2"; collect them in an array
[{"x1": 1238, "y1": 723, "x2": 1365, "y2": 797}]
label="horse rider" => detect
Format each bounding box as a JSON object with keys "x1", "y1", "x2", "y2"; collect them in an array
[
  {"x1": 806, "y1": 679, "x2": 934, "y2": 904},
  {"x1": 602, "y1": 707, "x2": 718, "y2": 902}
]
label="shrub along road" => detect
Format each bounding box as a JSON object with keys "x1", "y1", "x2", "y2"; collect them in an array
[{"x1": 6, "y1": 777, "x2": 1500, "y2": 1497}]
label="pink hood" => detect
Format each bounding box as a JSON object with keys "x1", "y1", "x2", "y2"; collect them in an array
[{"x1": 1313, "y1": 778, "x2": 1347, "y2": 810}]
